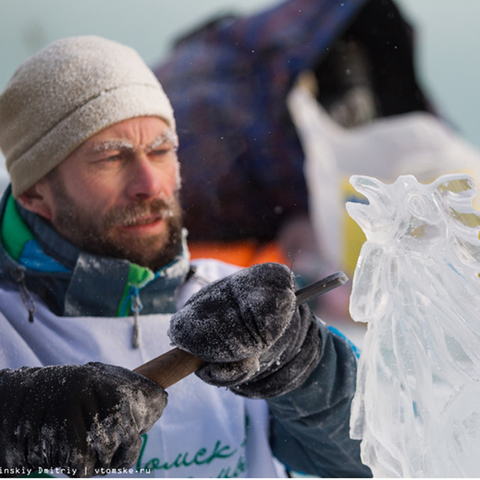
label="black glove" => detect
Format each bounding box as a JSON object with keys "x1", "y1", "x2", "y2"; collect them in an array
[
  {"x1": 169, "y1": 262, "x2": 322, "y2": 399},
  {"x1": 0, "y1": 362, "x2": 167, "y2": 477}
]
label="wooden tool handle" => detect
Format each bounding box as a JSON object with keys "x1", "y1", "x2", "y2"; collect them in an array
[
  {"x1": 134, "y1": 271, "x2": 348, "y2": 389},
  {"x1": 134, "y1": 347, "x2": 203, "y2": 389}
]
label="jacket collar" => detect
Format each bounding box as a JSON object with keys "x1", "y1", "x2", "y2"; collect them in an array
[{"x1": 0, "y1": 185, "x2": 191, "y2": 318}]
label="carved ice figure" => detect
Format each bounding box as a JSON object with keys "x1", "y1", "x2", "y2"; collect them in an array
[{"x1": 347, "y1": 173, "x2": 480, "y2": 477}]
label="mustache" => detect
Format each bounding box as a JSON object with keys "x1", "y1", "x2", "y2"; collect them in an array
[{"x1": 103, "y1": 198, "x2": 178, "y2": 228}]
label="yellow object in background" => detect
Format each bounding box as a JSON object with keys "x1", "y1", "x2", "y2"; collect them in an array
[{"x1": 341, "y1": 179, "x2": 367, "y2": 278}]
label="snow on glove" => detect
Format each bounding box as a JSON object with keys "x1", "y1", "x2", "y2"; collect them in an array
[
  {"x1": 168, "y1": 262, "x2": 322, "y2": 399},
  {"x1": 0, "y1": 362, "x2": 167, "y2": 478}
]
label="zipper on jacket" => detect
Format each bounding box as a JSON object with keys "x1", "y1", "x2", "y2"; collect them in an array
[
  {"x1": 130, "y1": 286, "x2": 144, "y2": 349},
  {"x1": 9, "y1": 267, "x2": 36, "y2": 323}
]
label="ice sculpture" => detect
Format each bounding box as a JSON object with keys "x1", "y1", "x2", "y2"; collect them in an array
[{"x1": 347, "y1": 173, "x2": 480, "y2": 477}]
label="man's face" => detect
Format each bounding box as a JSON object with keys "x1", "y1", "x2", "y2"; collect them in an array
[{"x1": 38, "y1": 116, "x2": 183, "y2": 271}]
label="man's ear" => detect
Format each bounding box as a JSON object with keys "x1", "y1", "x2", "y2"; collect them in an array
[{"x1": 17, "y1": 181, "x2": 53, "y2": 220}]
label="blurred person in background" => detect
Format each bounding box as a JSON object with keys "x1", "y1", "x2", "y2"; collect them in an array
[{"x1": 153, "y1": 0, "x2": 437, "y2": 321}]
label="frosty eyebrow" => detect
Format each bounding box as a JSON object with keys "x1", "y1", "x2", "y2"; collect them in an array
[
  {"x1": 149, "y1": 130, "x2": 179, "y2": 150},
  {"x1": 90, "y1": 129, "x2": 178, "y2": 154},
  {"x1": 92, "y1": 140, "x2": 134, "y2": 153}
]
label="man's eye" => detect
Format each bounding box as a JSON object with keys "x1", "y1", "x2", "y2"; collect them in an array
[
  {"x1": 103, "y1": 153, "x2": 122, "y2": 162},
  {"x1": 152, "y1": 146, "x2": 175, "y2": 157}
]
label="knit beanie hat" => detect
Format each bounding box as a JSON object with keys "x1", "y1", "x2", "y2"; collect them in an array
[{"x1": 0, "y1": 35, "x2": 176, "y2": 198}]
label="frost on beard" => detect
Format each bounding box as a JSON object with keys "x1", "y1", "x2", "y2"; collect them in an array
[{"x1": 347, "y1": 173, "x2": 480, "y2": 478}]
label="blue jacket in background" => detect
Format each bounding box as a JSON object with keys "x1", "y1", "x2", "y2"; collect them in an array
[{"x1": 154, "y1": 0, "x2": 432, "y2": 243}]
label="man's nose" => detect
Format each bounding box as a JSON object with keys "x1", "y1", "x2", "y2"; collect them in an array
[{"x1": 127, "y1": 155, "x2": 163, "y2": 200}]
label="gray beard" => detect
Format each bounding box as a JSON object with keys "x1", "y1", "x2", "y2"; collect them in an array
[{"x1": 48, "y1": 176, "x2": 184, "y2": 271}]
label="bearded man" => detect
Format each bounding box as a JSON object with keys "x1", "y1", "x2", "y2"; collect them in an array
[{"x1": 0, "y1": 36, "x2": 371, "y2": 478}]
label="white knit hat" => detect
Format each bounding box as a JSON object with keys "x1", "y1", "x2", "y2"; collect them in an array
[{"x1": 0, "y1": 35, "x2": 176, "y2": 198}]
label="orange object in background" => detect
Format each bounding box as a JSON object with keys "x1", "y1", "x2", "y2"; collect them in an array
[{"x1": 188, "y1": 240, "x2": 287, "y2": 268}]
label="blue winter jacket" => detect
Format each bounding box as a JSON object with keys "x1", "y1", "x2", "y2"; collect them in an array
[{"x1": 154, "y1": 0, "x2": 432, "y2": 242}]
